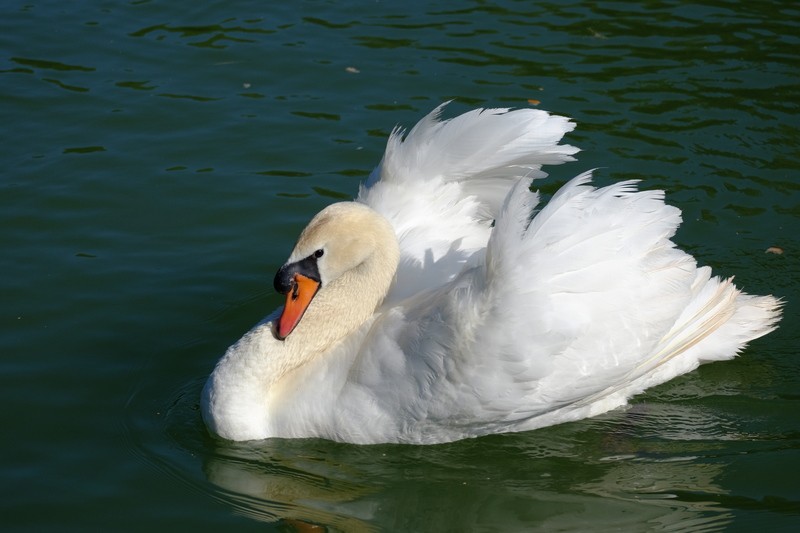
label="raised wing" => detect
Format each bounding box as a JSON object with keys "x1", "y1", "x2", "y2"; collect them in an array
[
  {"x1": 352, "y1": 173, "x2": 779, "y2": 443},
  {"x1": 357, "y1": 103, "x2": 578, "y2": 303}
]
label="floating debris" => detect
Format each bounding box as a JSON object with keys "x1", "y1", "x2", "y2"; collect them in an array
[
  {"x1": 345, "y1": 66, "x2": 360, "y2": 74},
  {"x1": 765, "y1": 246, "x2": 784, "y2": 255},
  {"x1": 588, "y1": 27, "x2": 608, "y2": 39},
  {"x1": 527, "y1": 99, "x2": 541, "y2": 106}
]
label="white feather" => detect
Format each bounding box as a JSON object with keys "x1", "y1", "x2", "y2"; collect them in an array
[{"x1": 359, "y1": 103, "x2": 579, "y2": 302}]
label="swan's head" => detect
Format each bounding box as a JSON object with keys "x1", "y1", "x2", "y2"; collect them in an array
[{"x1": 273, "y1": 202, "x2": 399, "y2": 340}]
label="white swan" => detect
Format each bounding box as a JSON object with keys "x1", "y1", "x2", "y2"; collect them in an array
[{"x1": 202, "y1": 104, "x2": 782, "y2": 444}]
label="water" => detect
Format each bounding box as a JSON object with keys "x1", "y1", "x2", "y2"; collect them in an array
[{"x1": 2, "y1": 0, "x2": 798, "y2": 530}]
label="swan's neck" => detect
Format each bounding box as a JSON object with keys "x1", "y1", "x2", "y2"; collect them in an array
[{"x1": 203, "y1": 213, "x2": 399, "y2": 440}]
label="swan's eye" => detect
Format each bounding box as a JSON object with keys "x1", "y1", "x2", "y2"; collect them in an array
[{"x1": 314, "y1": 249, "x2": 324, "y2": 259}]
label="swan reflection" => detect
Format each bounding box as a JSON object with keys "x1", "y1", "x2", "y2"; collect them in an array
[{"x1": 201, "y1": 402, "x2": 738, "y2": 531}]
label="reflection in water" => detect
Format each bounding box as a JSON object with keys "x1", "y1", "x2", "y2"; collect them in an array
[
  {"x1": 189, "y1": 398, "x2": 739, "y2": 531},
  {"x1": 580, "y1": 457, "x2": 731, "y2": 532},
  {"x1": 204, "y1": 442, "x2": 377, "y2": 531}
]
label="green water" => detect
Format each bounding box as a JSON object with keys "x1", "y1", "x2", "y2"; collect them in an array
[{"x1": 2, "y1": 1, "x2": 798, "y2": 530}]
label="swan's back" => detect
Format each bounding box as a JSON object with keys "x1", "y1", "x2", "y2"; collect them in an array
[
  {"x1": 347, "y1": 106, "x2": 780, "y2": 443},
  {"x1": 339, "y1": 173, "x2": 781, "y2": 443}
]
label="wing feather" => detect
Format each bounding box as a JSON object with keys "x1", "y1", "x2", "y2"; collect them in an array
[{"x1": 358, "y1": 104, "x2": 578, "y2": 303}]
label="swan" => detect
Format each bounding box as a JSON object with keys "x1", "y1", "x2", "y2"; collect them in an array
[{"x1": 201, "y1": 104, "x2": 782, "y2": 444}]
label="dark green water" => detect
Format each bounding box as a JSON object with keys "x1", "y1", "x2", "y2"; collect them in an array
[{"x1": 2, "y1": 1, "x2": 798, "y2": 530}]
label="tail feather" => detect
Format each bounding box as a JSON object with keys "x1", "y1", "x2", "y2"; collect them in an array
[
  {"x1": 636, "y1": 275, "x2": 739, "y2": 374},
  {"x1": 575, "y1": 274, "x2": 782, "y2": 408}
]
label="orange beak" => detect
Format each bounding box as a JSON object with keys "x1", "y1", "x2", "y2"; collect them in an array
[{"x1": 277, "y1": 273, "x2": 320, "y2": 340}]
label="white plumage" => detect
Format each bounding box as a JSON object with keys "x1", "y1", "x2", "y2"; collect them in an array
[{"x1": 201, "y1": 104, "x2": 782, "y2": 444}]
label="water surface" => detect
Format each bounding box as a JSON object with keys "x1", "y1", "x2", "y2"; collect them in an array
[{"x1": 2, "y1": 1, "x2": 798, "y2": 530}]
